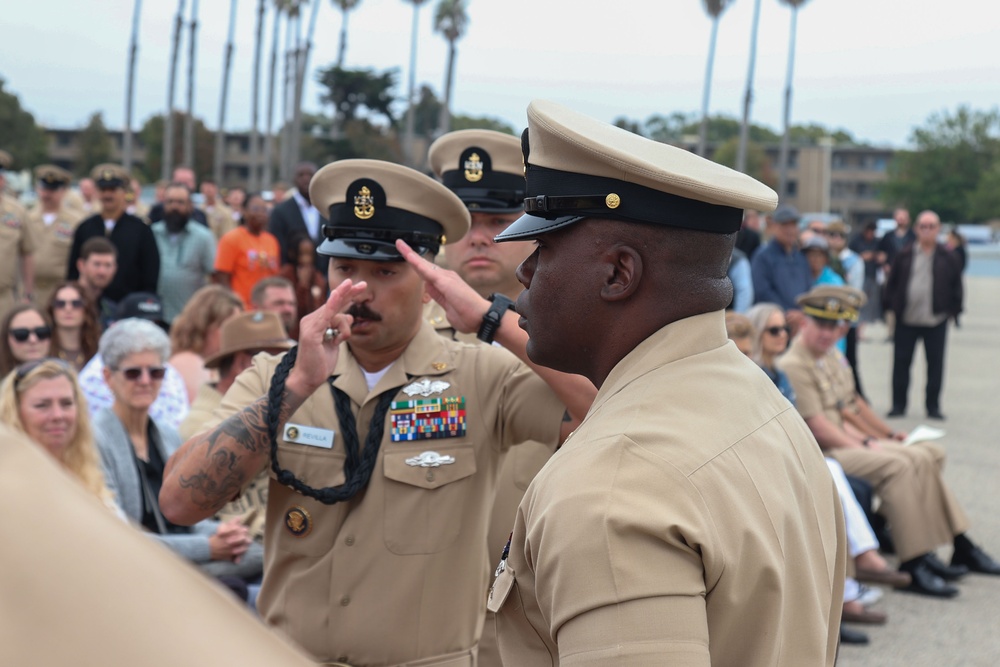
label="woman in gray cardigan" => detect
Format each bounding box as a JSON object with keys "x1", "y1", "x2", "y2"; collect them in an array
[{"x1": 94, "y1": 318, "x2": 262, "y2": 579}]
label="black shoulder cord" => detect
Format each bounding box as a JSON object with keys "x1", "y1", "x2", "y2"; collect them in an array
[{"x1": 266, "y1": 346, "x2": 401, "y2": 505}]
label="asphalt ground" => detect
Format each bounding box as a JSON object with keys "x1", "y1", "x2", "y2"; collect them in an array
[{"x1": 837, "y1": 274, "x2": 1000, "y2": 666}]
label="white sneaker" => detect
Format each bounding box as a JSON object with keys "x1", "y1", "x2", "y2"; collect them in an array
[{"x1": 853, "y1": 584, "x2": 884, "y2": 607}]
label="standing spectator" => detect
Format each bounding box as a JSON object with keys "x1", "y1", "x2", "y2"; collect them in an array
[
  {"x1": 66, "y1": 164, "x2": 160, "y2": 303},
  {"x1": 75, "y1": 237, "x2": 119, "y2": 328},
  {"x1": 827, "y1": 220, "x2": 867, "y2": 397},
  {"x1": 77, "y1": 177, "x2": 99, "y2": 215},
  {"x1": 278, "y1": 232, "x2": 328, "y2": 336},
  {"x1": 0, "y1": 305, "x2": 52, "y2": 376},
  {"x1": 849, "y1": 221, "x2": 883, "y2": 325},
  {"x1": 26, "y1": 165, "x2": 81, "y2": 308},
  {"x1": 151, "y1": 183, "x2": 217, "y2": 325},
  {"x1": 268, "y1": 162, "x2": 328, "y2": 274},
  {"x1": 126, "y1": 178, "x2": 150, "y2": 222},
  {"x1": 878, "y1": 207, "x2": 916, "y2": 340},
  {"x1": 224, "y1": 186, "x2": 246, "y2": 225},
  {"x1": 147, "y1": 166, "x2": 208, "y2": 226},
  {"x1": 945, "y1": 229, "x2": 967, "y2": 273},
  {"x1": 46, "y1": 281, "x2": 101, "y2": 371},
  {"x1": 249, "y1": 276, "x2": 297, "y2": 338},
  {"x1": 200, "y1": 179, "x2": 237, "y2": 240},
  {"x1": 751, "y1": 204, "x2": 812, "y2": 333},
  {"x1": 0, "y1": 149, "x2": 36, "y2": 318},
  {"x1": 168, "y1": 285, "x2": 243, "y2": 403},
  {"x1": 214, "y1": 193, "x2": 280, "y2": 307},
  {"x1": 735, "y1": 209, "x2": 762, "y2": 258},
  {"x1": 885, "y1": 210, "x2": 962, "y2": 420}
]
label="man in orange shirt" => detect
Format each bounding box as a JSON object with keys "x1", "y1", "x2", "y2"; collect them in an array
[{"x1": 214, "y1": 193, "x2": 280, "y2": 306}]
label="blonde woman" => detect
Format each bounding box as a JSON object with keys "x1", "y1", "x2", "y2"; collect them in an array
[
  {"x1": 0, "y1": 358, "x2": 116, "y2": 509},
  {"x1": 168, "y1": 285, "x2": 243, "y2": 403}
]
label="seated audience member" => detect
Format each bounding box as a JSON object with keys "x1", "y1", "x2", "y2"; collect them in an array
[
  {"x1": 1, "y1": 305, "x2": 52, "y2": 376},
  {"x1": 46, "y1": 281, "x2": 101, "y2": 371},
  {"x1": 168, "y1": 285, "x2": 244, "y2": 404},
  {"x1": 779, "y1": 285, "x2": 1000, "y2": 598},
  {"x1": 93, "y1": 319, "x2": 263, "y2": 585},
  {"x1": 179, "y1": 311, "x2": 294, "y2": 541},
  {"x1": 214, "y1": 192, "x2": 280, "y2": 307},
  {"x1": 278, "y1": 233, "x2": 327, "y2": 338},
  {"x1": 250, "y1": 276, "x2": 297, "y2": 340},
  {"x1": 77, "y1": 294, "x2": 190, "y2": 429},
  {"x1": 0, "y1": 358, "x2": 117, "y2": 510},
  {"x1": 75, "y1": 236, "x2": 119, "y2": 328},
  {"x1": 724, "y1": 312, "x2": 754, "y2": 357}
]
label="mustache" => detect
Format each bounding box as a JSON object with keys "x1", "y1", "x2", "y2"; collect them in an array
[{"x1": 347, "y1": 304, "x2": 382, "y2": 321}]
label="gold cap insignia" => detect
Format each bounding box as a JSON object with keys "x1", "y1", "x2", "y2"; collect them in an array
[
  {"x1": 432, "y1": 362, "x2": 447, "y2": 371},
  {"x1": 354, "y1": 186, "x2": 375, "y2": 220},
  {"x1": 464, "y1": 153, "x2": 484, "y2": 183},
  {"x1": 605, "y1": 193, "x2": 621, "y2": 209},
  {"x1": 285, "y1": 506, "x2": 313, "y2": 537}
]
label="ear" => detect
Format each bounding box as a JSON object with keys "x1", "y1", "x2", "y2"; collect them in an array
[
  {"x1": 600, "y1": 244, "x2": 643, "y2": 302},
  {"x1": 102, "y1": 365, "x2": 112, "y2": 384}
]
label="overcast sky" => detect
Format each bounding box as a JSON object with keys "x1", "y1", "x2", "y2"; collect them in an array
[{"x1": 3, "y1": 0, "x2": 998, "y2": 148}]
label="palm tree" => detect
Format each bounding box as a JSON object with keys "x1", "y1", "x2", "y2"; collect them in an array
[
  {"x1": 736, "y1": 0, "x2": 763, "y2": 174},
  {"x1": 280, "y1": 5, "x2": 300, "y2": 179},
  {"x1": 433, "y1": 0, "x2": 468, "y2": 136},
  {"x1": 163, "y1": 0, "x2": 187, "y2": 180},
  {"x1": 214, "y1": 0, "x2": 239, "y2": 185},
  {"x1": 249, "y1": 0, "x2": 266, "y2": 190},
  {"x1": 263, "y1": 1, "x2": 286, "y2": 188},
  {"x1": 697, "y1": 0, "x2": 733, "y2": 158},
  {"x1": 123, "y1": 0, "x2": 143, "y2": 173},
  {"x1": 777, "y1": 0, "x2": 810, "y2": 199},
  {"x1": 402, "y1": 0, "x2": 427, "y2": 166},
  {"x1": 183, "y1": 0, "x2": 201, "y2": 171},
  {"x1": 292, "y1": 0, "x2": 322, "y2": 167},
  {"x1": 332, "y1": 0, "x2": 361, "y2": 68}
]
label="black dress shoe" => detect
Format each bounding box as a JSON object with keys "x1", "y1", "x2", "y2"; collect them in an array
[
  {"x1": 927, "y1": 409, "x2": 946, "y2": 420},
  {"x1": 886, "y1": 408, "x2": 906, "y2": 418},
  {"x1": 924, "y1": 553, "x2": 968, "y2": 580},
  {"x1": 840, "y1": 624, "x2": 869, "y2": 645},
  {"x1": 952, "y1": 546, "x2": 1000, "y2": 575},
  {"x1": 900, "y1": 560, "x2": 960, "y2": 598}
]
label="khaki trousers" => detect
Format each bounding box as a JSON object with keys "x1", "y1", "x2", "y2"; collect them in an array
[
  {"x1": 828, "y1": 441, "x2": 969, "y2": 561},
  {"x1": 321, "y1": 646, "x2": 476, "y2": 667}
]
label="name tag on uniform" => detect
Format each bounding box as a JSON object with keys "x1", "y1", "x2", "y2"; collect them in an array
[
  {"x1": 390, "y1": 397, "x2": 466, "y2": 442},
  {"x1": 283, "y1": 423, "x2": 335, "y2": 449}
]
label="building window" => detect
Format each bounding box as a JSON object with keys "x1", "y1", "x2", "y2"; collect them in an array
[{"x1": 786, "y1": 180, "x2": 798, "y2": 197}]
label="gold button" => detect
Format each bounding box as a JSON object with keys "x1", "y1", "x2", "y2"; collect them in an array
[
  {"x1": 605, "y1": 193, "x2": 621, "y2": 209},
  {"x1": 340, "y1": 596, "x2": 351, "y2": 606},
  {"x1": 426, "y1": 470, "x2": 436, "y2": 482},
  {"x1": 345, "y1": 536, "x2": 355, "y2": 546}
]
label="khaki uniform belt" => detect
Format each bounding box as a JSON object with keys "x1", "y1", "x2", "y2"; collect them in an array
[{"x1": 321, "y1": 646, "x2": 476, "y2": 667}]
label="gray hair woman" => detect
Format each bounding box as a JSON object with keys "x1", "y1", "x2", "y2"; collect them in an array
[{"x1": 93, "y1": 319, "x2": 262, "y2": 590}]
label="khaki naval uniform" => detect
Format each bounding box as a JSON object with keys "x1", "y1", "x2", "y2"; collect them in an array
[
  {"x1": 0, "y1": 423, "x2": 315, "y2": 667},
  {"x1": 0, "y1": 194, "x2": 33, "y2": 317},
  {"x1": 24, "y1": 203, "x2": 83, "y2": 306},
  {"x1": 215, "y1": 322, "x2": 564, "y2": 665},
  {"x1": 780, "y1": 336, "x2": 970, "y2": 561},
  {"x1": 424, "y1": 300, "x2": 558, "y2": 667},
  {"x1": 492, "y1": 312, "x2": 845, "y2": 667},
  {"x1": 206, "y1": 202, "x2": 238, "y2": 240}
]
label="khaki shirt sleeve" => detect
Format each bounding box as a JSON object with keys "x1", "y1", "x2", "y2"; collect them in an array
[
  {"x1": 485, "y1": 351, "x2": 565, "y2": 451},
  {"x1": 780, "y1": 357, "x2": 824, "y2": 421}
]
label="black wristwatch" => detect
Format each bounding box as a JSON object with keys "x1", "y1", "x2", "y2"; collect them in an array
[{"x1": 477, "y1": 293, "x2": 516, "y2": 344}]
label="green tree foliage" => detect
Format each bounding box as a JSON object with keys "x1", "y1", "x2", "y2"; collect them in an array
[
  {"x1": 313, "y1": 65, "x2": 403, "y2": 163},
  {"x1": 449, "y1": 114, "x2": 515, "y2": 135},
  {"x1": 0, "y1": 77, "x2": 47, "y2": 168},
  {"x1": 712, "y1": 137, "x2": 777, "y2": 188},
  {"x1": 77, "y1": 112, "x2": 113, "y2": 176},
  {"x1": 317, "y1": 65, "x2": 398, "y2": 125},
  {"x1": 413, "y1": 85, "x2": 443, "y2": 137},
  {"x1": 614, "y1": 112, "x2": 855, "y2": 147},
  {"x1": 883, "y1": 106, "x2": 1000, "y2": 222},
  {"x1": 138, "y1": 112, "x2": 216, "y2": 183},
  {"x1": 299, "y1": 112, "x2": 402, "y2": 164}
]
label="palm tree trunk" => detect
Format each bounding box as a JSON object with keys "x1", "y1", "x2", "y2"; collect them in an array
[
  {"x1": 403, "y1": 1, "x2": 422, "y2": 166},
  {"x1": 778, "y1": 5, "x2": 799, "y2": 199},
  {"x1": 249, "y1": 0, "x2": 266, "y2": 190},
  {"x1": 123, "y1": 0, "x2": 142, "y2": 173},
  {"x1": 183, "y1": 0, "x2": 200, "y2": 171},
  {"x1": 163, "y1": 0, "x2": 187, "y2": 181},
  {"x1": 292, "y1": 0, "x2": 320, "y2": 167},
  {"x1": 698, "y1": 14, "x2": 720, "y2": 158},
  {"x1": 437, "y1": 38, "x2": 456, "y2": 137},
  {"x1": 280, "y1": 15, "x2": 296, "y2": 179},
  {"x1": 337, "y1": 6, "x2": 350, "y2": 68},
  {"x1": 263, "y1": 5, "x2": 282, "y2": 188},
  {"x1": 737, "y1": 0, "x2": 763, "y2": 174},
  {"x1": 215, "y1": 0, "x2": 239, "y2": 186}
]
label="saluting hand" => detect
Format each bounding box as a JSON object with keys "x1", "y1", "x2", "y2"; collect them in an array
[
  {"x1": 287, "y1": 278, "x2": 367, "y2": 396},
  {"x1": 396, "y1": 239, "x2": 491, "y2": 334}
]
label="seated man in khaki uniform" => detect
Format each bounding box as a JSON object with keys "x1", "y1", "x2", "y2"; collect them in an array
[
  {"x1": 425, "y1": 129, "x2": 597, "y2": 667},
  {"x1": 780, "y1": 285, "x2": 1000, "y2": 597},
  {"x1": 162, "y1": 159, "x2": 581, "y2": 666},
  {"x1": 485, "y1": 100, "x2": 845, "y2": 666},
  {"x1": 0, "y1": 423, "x2": 315, "y2": 667}
]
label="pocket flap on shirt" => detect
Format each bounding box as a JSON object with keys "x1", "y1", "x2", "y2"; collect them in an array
[
  {"x1": 487, "y1": 565, "x2": 516, "y2": 614},
  {"x1": 383, "y1": 445, "x2": 477, "y2": 490}
]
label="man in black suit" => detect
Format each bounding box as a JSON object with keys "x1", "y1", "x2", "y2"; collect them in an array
[
  {"x1": 267, "y1": 162, "x2": 328, "y2": 273},
  {"x1": 67, "y1": 164, "x2": 160, "y2": 303}
]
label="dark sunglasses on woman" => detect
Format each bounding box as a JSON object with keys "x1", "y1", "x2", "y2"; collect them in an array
[
  {"x1": 764, "y1": 325, "x2": 791, "y2": 337},
  {"x1": 9, "y1": 326, "x2": 52, "y2": 342},
  {"x1": 54, "y1": 299, "x2": 85, "y2": 310},
  {"x1": 118, "y1": 366, "x2": 167, "y2": 381}
]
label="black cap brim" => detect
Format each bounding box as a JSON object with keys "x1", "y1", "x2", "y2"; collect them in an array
[
  {"x1": 318, "y1": 238, "x2": 405, "y2": 261},
  {"x1": 494, "y1": 213, "x2": 584, "y2": 242}
]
